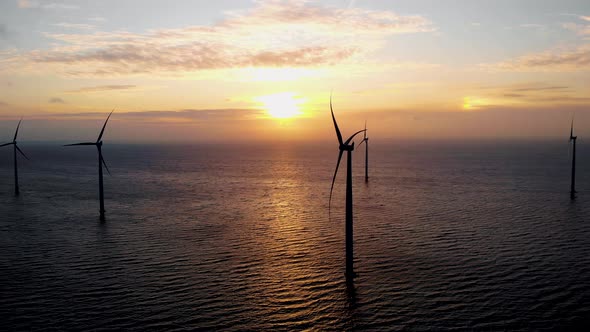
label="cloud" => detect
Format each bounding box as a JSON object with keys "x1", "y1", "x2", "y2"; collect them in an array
[
  {"x1": 223, "y1": 0, "x2": 433, "y2": 34},
  {"x1": 11, "y1": 0, "x2": 434, "y2": 77},
  {"x1": 18, "y1": 0, "x2": 78, "y2": 10},
  {"x1": 48, "y1": 97, "x2": 65, "y2": 103},
  {"x1": 476, "y1": 83, "x2": 587, "y2": 106},
  {"x1": 562, "y1": 22, "x2": 589, "y2": 35},
  {"x1": 561, "y1": 15, "x2": 590, "y2": 37},
  {"x1": 503, "y1": 93, "x2": 525, "y2": 98},
  {"x1": 35, "y1": 45, "x2": 357, "y2": 76},
  {"x1": 0, "y1": 108, "x2": 277, "y2": 143},
  {"x1": 487, "y1": 14, "x2": 590, "y2": 72},
  {"x1": 512, "y1": 85, "x2": 569, "y2": 92},
  {"x1": 52, "y1": 22, "x2": 96, "y2": 30},
  {"x1": 66, "y1": 85, "x2": 137, "y2": 93},
  {"x1": 485, "y1": 45, "x2": 590, "y2": 71},
  {"x1": 527, "y1": 95, "x2": 590, "y2": 103},
  {"x1": 46, "y1": 108, "x2": 265, "y2": 123},
  {"x1": 17, "y1": 0, "x2": 33, "y2": 8},
  {"x1": 11, "y1": 104, "x2": 590, "y2": 143}
]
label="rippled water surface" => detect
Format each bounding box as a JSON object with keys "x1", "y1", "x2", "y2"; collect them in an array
[{"x1": 1, "y1": 141, "x2": 589, "y2": 330}]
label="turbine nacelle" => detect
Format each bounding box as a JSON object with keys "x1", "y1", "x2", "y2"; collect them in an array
[
  {"x1": 1, "y1": 119, "x2": 29, "y2": 160},
  {"x1": 339, "y1": 143, "x2": 354, "y2": 152},
  {"x1": 570, "y1": 116, "x2": 576, "y2": 142}
]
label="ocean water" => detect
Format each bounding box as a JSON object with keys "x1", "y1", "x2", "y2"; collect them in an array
[{"x1": 1, "y1": 141, "x2": 589, "y2": 330}]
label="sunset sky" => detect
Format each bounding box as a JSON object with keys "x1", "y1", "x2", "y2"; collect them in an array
[{"x1": 0, "y1": 0, "x2": 589, "y2": 142}]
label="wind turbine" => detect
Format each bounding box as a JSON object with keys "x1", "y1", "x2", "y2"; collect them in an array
[
  {"x1": 1, "y1": 119, "x2": 29, "y2": 195},
  {"x1": 358, "y1": 121, "x2": 369, "y2": 183},
  {"x1": 569, "y1": 116, "x2": 577, "y2": 200},
  {"x1": 64, "y1": 111, "x2": 113, "y2": 221},
  {"x1": 329, "y1": 95, "x2": 366, "y2": 278}
]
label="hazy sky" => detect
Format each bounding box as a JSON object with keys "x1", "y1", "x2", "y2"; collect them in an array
[{"x1": 0, "y1": 0, "x2": 589, "y2": 142}]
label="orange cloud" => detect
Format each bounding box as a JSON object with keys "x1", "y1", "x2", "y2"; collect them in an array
[
  {"x1": 4, "y1": 0, "x2": 434, "y2": 77},
  {"x1": 33, "y1": 44, "x2": 358, "y2": 76},
  {"x1": 43, "y1": 109, "x2": 265, "y2": 123},
  {"x1": 65, "y1": 85, "x2": 137, "y2": 93},
  {"x1": 484, "y1": 45, "x2": 590, "y2": 72},
  {"x1": 561, "y1": 15, "x2": 590, "y2": 38}
]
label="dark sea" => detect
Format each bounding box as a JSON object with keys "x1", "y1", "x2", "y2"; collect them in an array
[{"x1": 1, "y1": 140, "x2": 589, "y2": 331}]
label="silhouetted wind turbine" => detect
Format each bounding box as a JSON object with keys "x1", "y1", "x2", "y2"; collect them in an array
[
  {"x1": 358, "y1": 121, "x2": 369, "y2": 183},
  {"x1": 569, "y1": 116, "x2": 577, "y2": 200},
  {"x1": 1, "y1": 119, "x2": 29, "y2": 195},
  {"x1": 65, "y1": 111, "x2": 113, "y2": 221},
  {"x1": 329, "y1": 95, "x2": 366, "y2": 278}
]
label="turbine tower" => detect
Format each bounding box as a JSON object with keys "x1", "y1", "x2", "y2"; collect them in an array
[
  {"x1": 65, "y1": 111, "x2": 113, "y2": 221},
  {"x1": 1, "y1": 119, "x2": 29, "y2": 195},
  {"x1": 569, "y1": 117, "x2": 577, "y2": 200},
  {"x1": 329, "y1": 95, "x2": 366, "y2": 278},
  {"x1": 359, "y1": 121, "x2": 369, "y2": 183}
]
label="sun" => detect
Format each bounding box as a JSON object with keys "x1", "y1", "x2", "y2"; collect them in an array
[
  {"x1": 256, "y1": 92, "x2": 305, "y2": 119},
  {"x1": 462, "y1": 96, "x2": 489, "y2": 110},
  {"x1": 463, "y1": 97, "x2": 472, "y2": 110}
]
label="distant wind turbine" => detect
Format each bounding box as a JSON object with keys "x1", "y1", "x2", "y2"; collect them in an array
[
  {"x1": 358, "y1": 121, "x2": 369, "y2": 183},
  {"x1": 64, "y1": 111, "x2": 113, "y2": 221},
  {"x1": 1, "y1": 119, "x2": 29, "y2": 195},
  {"x1": 329, "y1": 95, "x2": 366, "y2": 278},
  {"x1": 569, "y1": 116, "x2": 577, "y2": 200}
]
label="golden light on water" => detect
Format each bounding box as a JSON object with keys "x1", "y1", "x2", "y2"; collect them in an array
[{"x1": 256, "y1": 92, "x2": 307, "y2": 119}]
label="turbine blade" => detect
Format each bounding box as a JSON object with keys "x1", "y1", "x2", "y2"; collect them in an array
[
  {"x1": 13, "y1": 118, "x2": 22, "y2": 142},
  {"x1": 329, "y1": 150, "x2": 344, "y2": 210},
  {"x1": 97, "y1": 110, "x2": 114, "y2": 142},
  {"x1": 570, "y1": 116, "x2": 574, "y2": 139},
  {"x1": 0, "y1": 142, "x2": 13, "y2": 147},
  {"x1": 330, "y1": 93, "x2": 344, "y2": 145},
  {"x1": 15, "y1": 145, "x2": 29, "y2": 160},
  {"x1": 100, "y1": 155, "x2": 111, "y2": 175},
  {"x1": 358, "y1": 139, "x2": 366, "y2": 147},
  {"x1": 363, "y1": 120, "x2": 367, "y2": 139},
  {"x1": 64, "y1": 142, "x2": 96, "y2": 146},
  {"x1": 344, "y1": 129, "x2": 366, "y2": 145}
]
